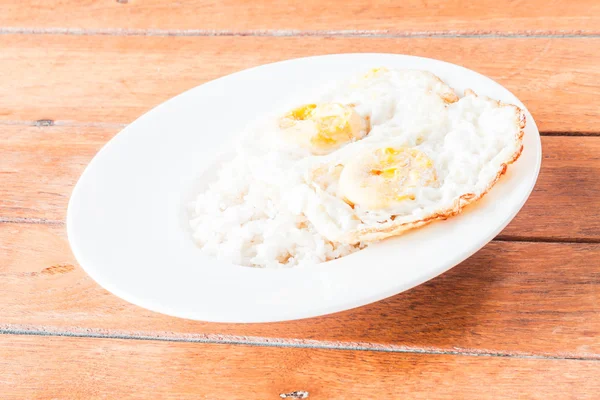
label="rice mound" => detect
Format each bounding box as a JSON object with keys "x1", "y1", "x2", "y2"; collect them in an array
[{"x1": 188, "y1": 148, "x2": 363, "y2": 268}]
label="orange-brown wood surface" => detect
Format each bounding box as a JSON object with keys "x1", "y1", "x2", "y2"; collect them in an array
[
  {"x1": 2, "y1": 1, "x2": 599, "y2": 398},
  {"x1": 1, "y1": 0, "x2": 599, "y2": 34},
  {"x1": 2, "y1": 335, "x2": 600, "y2": 400},
  {"x1": 0, "y1": 35, "x2": 599, "y2": 133}
]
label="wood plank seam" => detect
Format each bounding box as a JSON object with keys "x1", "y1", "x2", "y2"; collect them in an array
[
  {"x1": 0, "y1": 217, "x2": 64, "y2": 225},
  {"x1": 540, "y1": 132, "x2": 600, "y2": 137},
  {"x1": 495, "y1": 235, "x2": 600, "y2": 244},
  {"x1": 2, "y1": 328, "x2": 600, "y2": 362},
  {"x1": 0, "y1": 120, "x2": 127, "y2": 129},
  {"x1": 2, "y1": 219, "x2": 600, "y2": 244},
  {"x1": 1, "y1": 27, "x2": 600, "y2": 38}
]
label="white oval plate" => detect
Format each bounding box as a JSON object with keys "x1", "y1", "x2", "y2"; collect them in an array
[{"x1": 68, "y1": 54, "x2": 541, "y2": 323}]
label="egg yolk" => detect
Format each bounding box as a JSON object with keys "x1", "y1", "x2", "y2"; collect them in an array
[
  {"x1": 278, "y1": 103, "x2": 368, "y2": 154},
  {"x1": 338, "y1": 147, "x2": 437, "y2": 210}
]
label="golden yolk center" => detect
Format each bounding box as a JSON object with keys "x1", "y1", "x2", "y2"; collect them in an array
[
  {"x1": 290, "y1": 104, "x2": 317, "y2": 120},
  {"x1": 339, "y1": 146, "x2": 437, "y2": 210},
  {"x1": 369, "y1": 147, "x2": 437, "y2": 202},
  {"x1": 279, "y1": 103, "x2": 366, "y2": 154}
]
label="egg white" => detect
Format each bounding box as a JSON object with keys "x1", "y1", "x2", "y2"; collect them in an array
[{"x1": 302, "y1": 90, "x2": 524, "y2": 243}]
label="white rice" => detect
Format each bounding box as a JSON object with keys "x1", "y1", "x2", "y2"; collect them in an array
[{"x1": 188, "y1": 143, "x2": 363, "y2": 268}]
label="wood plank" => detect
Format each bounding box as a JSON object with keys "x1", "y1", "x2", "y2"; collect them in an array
[
  {"x1": 1, "y1": 335, "x2": 599, "y2": 400},
  {"x1": 2, "y1": 222, "x2": 599, "y2": 358},
  {"x1": 0, "y1": 0, "x2": 599, "y2": 34},
  {"x1": 0, "y1": 125, "x2": 106, "y2": 221},
  {"x1": 0, "y1": 35, "x2": 599, "y2": 133},
  {"x1": 502, "y1": 136, "x2": 600, "y2": 240},
  {"x1": 0, "y1": 125, "x2": 112, "y2": 221},
  {"x1": 3, "y1": 125, "x2": 599, "y2": 240}
]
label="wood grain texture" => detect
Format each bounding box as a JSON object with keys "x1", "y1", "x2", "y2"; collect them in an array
[
  {"x1": 2, "y1": 221, "x2": 599, "y2": 358},
  {"x1": 0, "y1": 35, "x2": 599, "y2": 133},
  {"x1": 1, "y1": 335, "x2": 599, "y2": 400},
  {"x1": 502, "y1": 135, "x2": 600, "y2": 240},
  {"x1": 0, "y1": 125, "x2": 112, "y2": 221},
  {"x1": 0, "y1": 0, "x2": 599, "y2": 34},
  {"x1": 3, "y1": 125, "x2": 599, "y2": 240}
]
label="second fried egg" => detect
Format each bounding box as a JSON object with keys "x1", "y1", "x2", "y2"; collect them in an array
[{"x1": 302, "y1": 89, "x2": 524, "y2": 244}]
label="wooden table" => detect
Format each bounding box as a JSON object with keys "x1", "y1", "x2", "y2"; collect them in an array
[{"x1": 1, "y1": 1, "x2": 600, "y2": 398}]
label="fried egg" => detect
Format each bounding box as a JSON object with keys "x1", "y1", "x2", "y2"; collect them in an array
[
  {"x1": 302, "y1": 89, "x2": 525, "y2": 244},
  {"x1": 278, "y1": 103, "x2": 369, "y2": 155},
  {"x1": 339, "y1": 146, "x2": 439, "y2": 209}
]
